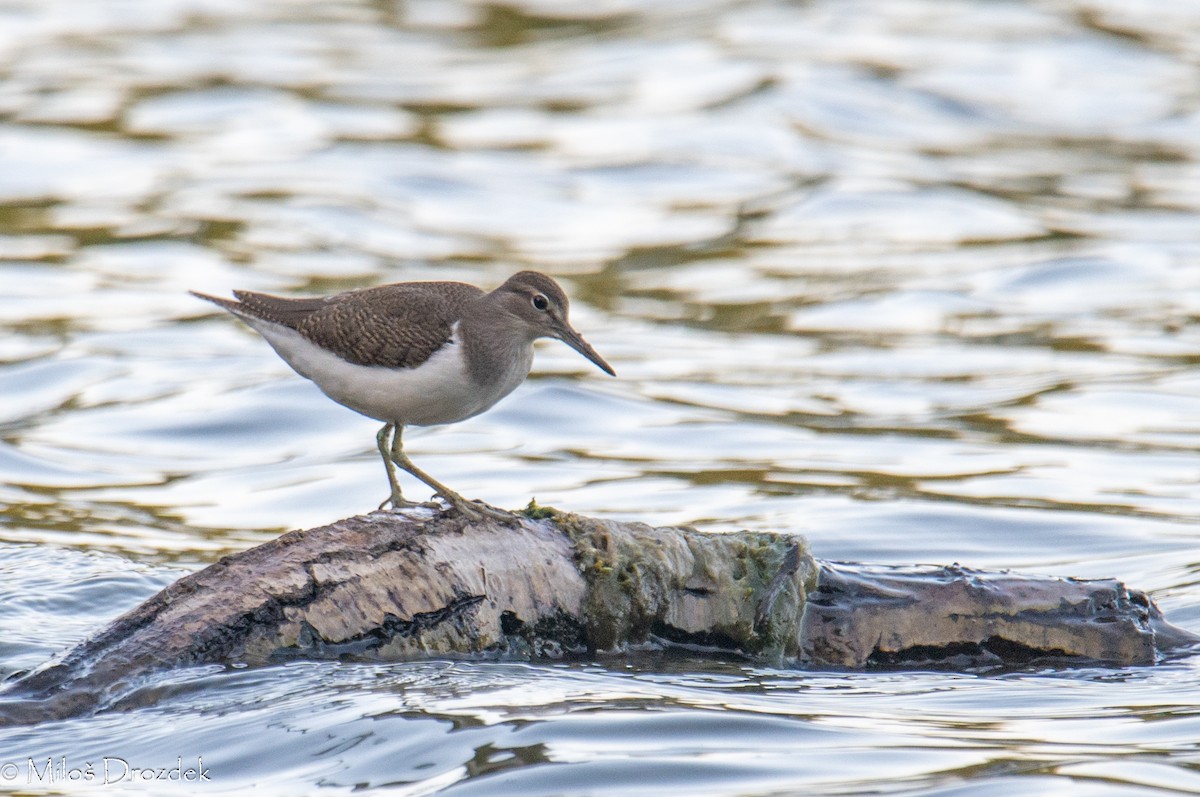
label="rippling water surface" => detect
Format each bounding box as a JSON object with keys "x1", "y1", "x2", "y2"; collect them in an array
[{"x1": 2, "y1": 0, "x2": 1200, "y2": 793}]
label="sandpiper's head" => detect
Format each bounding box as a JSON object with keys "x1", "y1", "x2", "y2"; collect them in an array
[{"x1": 493, "y1": 271, "x2": 616, "y2": 377}]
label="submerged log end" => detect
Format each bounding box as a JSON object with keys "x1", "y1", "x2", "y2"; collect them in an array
[{"x1": 801, "y1": 562, "x2": 1195, "y2": 669}]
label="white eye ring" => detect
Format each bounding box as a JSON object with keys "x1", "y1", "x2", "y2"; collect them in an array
[{"x1": 532, "y1": 294, "x2": 550, "y2": 311}]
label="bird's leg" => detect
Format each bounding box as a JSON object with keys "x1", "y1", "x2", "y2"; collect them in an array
[
  {"x1": 376, "y1": 423, "x2": 419, "y2": 511},
  {"x1": 388, "y1": 425, "x2": 514, "y2": 523}
]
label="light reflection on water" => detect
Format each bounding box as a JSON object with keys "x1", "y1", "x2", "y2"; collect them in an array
[{"x1": 2, "y1": 0, "x2": 1200, "y2": 792}]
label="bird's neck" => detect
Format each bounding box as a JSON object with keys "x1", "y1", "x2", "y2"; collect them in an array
[{"x1": 458, "y1": 298, "x2": 536, "y2": 389}]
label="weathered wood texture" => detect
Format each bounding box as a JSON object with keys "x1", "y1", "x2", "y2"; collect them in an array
[
  {"x1": 1, "y1": 508, "x2": 1194, "y2": 723},
  {"x1": 803, "y1": 561, "x2": 1196, "y2": 668}
]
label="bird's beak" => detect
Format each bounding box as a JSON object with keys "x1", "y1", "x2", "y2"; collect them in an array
[{"x1": 556, "y1": 323, "x2": 616, "y2": 377}]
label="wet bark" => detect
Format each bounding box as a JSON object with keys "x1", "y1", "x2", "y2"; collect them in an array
[{"x1": 1, "y1": 507, "x2": 1194, "y2": 723}]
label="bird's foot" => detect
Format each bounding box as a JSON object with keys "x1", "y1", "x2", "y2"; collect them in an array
[
  {"x1": 436, "y1": 494, "x2": 518, "y2": 525},
  {"x1": 378, "y1": 493, "x2": 428, "y2": 512}
]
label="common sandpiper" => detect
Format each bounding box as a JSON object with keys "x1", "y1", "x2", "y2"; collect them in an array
[{"x1": 192, "y1": 271, "x2": 615, "y2": 521}]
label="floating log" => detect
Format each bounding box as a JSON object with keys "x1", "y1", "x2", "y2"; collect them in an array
[{"x1": 1, "y1": 507, "x2": 1194, "y2": 724}]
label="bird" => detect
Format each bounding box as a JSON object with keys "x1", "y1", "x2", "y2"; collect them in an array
[{"x1": 192, "y1": 271, "x2": 615, "y2": 521}]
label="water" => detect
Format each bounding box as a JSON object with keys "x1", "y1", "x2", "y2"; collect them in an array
[{"x1": 2, "y1": 0, "x2": 1200, "y2": 792}]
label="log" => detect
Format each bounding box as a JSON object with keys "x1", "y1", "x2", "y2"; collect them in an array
[
  {"x1": 802, "y1": 561, "x2": 1197, "y2": 668},
  {"x1": 0, "y1": 507, "x2": 1194, "y2": 724}
]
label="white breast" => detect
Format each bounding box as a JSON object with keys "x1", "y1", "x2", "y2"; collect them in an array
[{"x1": 244, "y1": 318, "x2": 532, "y2": 427}]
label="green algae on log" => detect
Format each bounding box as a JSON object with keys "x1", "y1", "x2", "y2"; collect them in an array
[
  {"x1": 0, "y1": 508, "x2": 1194, "y2": 724},
  {"x1": 558, "y1": 510, "x2": 815, "y2": 659}
]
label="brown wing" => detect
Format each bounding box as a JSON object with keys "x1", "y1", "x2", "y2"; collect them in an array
[{"x1": 197, "y1": 282, "x2": 485, "y2": 369}]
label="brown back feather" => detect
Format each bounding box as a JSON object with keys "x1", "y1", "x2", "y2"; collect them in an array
[{"x1": 223, "y1": 282, "x2": 485, "y2": 369}]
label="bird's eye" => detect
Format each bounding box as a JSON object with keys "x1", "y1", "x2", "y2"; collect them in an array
[{"x1": 532, "y1": 294, "x2": 549, "y2": 311}]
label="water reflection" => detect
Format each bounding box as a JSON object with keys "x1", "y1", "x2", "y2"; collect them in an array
[{"x1": 2, "y1": 0, "x2": 1200, "y2": 792}]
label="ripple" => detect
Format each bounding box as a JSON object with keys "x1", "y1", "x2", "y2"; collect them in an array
[{"x1": 1, "y1": 0, "x2": 1199, "y2": 793}]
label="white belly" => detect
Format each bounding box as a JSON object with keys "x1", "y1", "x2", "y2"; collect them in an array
[{"x1": 246, "y1": 319, "x2": 532, "y2": 426}]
